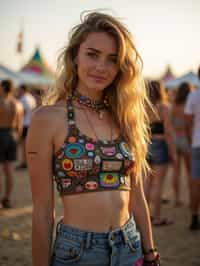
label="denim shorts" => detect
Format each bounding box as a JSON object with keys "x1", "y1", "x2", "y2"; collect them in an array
[
  {"x1": 51, "y1": 216, "x2": 143, "y2": 266},
  {"x1": 192, "y1": 148, "x2": 200, "y2": 179},
  {"x1": 147, "y1": 138, "x2": 170, "y2": 165}
]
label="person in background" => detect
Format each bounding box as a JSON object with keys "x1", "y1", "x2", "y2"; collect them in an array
[
  {"x1": 145, "y1": 80, "x2": 177, "y2": 226},
  {"x1": 26, "y1": 11, "x2": 160, "y2": 266},
  {"x1": 171, "y1": 82, "x2": 192, "y2": 207},
  {"x1": 16, "y1": 84, "x2": 36, "y2": 169},
  {"x1": 31, "y1": 88, "x2": 44, "y2": 108},
  {"x1": 0, "y1": 79, "x2": 23, "y2": 208},
  {"x1": 184, "y1": 67, "x2": 200, "y2": 231}
]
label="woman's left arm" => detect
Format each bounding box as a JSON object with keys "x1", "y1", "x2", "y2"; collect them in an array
[{"x1": 131, "y1": 175, "x2": 158, "y2": 262}]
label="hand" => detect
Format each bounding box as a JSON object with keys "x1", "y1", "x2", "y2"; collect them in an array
[{"x1": 143, "y1": 253, "x2": 161, "y2": 266}]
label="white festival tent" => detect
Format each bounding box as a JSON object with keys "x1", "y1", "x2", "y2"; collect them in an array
[
  {"x1": 0, "y1": 64, "x2": 54, "y2": 86},
  {"x1": 0, "y1": 64, "x2": 22, "y2": 85},
  {"x1": 164, "y1": 71, "x2": 200, "y2": 89}
]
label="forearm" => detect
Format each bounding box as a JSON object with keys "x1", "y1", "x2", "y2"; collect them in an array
[
  {"x1": 32, "y1": 209, "x2": 54, "y2": 266},
  {"x1": 133, "y1": 195, "x2": 154, "y2": 252}
]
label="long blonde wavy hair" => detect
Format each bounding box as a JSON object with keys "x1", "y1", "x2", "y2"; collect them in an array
[{"x1": 44, "y1": 11, "x2": 150, "y2": 182}]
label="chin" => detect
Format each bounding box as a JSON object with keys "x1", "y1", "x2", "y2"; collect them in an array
[{"x1": 87, "y1": 83, "x2": 107, "y2": 92}]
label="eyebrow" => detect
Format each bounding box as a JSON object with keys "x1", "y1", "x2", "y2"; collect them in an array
[{"x1": 86, "y1": 47, "x2": 117, "y2": 57}]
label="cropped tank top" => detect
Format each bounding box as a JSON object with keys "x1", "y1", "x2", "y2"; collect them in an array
[{"x1": 53, "y1": 99, "x2": 135, "y2": 196}]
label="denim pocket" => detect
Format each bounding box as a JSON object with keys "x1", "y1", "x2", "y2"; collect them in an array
[
  {"x1": 126, "y1": 231, "x2": 142, "y2": 254},
  {"x1": 53, "y1": 237, "x2": 84, "y2": 264}
]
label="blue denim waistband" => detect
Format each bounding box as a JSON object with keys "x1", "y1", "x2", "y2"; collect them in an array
[{"x1": 56, "y1": 216, "x2": 137, "y2": 248}]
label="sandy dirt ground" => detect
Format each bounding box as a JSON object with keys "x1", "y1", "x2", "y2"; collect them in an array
[{"x1": 0, "y1": 164, "x2": 200, "y2": 266}]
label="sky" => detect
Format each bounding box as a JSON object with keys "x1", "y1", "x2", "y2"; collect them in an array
[{"x1": 0, "y1": 0, "x2": 200, "y2": 78}]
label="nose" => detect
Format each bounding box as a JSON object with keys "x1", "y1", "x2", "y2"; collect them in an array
[{"x1": 95, "y1": 60, "x2": 107, "y2": 73}]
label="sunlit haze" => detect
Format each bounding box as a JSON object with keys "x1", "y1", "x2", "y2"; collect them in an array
[{"x1": 0, "y1": 0, "x2": 199, "y2": 78}]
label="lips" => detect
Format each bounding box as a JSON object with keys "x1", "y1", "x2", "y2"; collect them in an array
[{"x1": 89, "y1": 75, "x2": 107, "y2": 81}]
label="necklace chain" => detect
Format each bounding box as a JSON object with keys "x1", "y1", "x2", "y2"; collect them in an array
[
  {"x1": 68, "y1": 90, "x2": 109, "y2": 119},
  {"x1": 84, "y1": 108, "x2": 113, "y2": 142}
]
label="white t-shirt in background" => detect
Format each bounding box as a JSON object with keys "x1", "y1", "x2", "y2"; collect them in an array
[
  {"x1": 184, "y1": 89, "x2": 200, "y2": 148},
  {"x1": 20, "y1": 93, "x2": 36, "y2": 127}
]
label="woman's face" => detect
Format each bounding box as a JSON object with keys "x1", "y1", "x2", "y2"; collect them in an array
[{"x1": 76, "y1": 31, "x2": 119, "y2": 94}]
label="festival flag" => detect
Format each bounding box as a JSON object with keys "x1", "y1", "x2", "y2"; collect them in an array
[{"x1": 16, "y1": 30, "x2": 23, "y2": 53}]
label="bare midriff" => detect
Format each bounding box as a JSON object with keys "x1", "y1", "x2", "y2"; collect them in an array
[{"x1": 61, "y1": 190, "x2": 131, "y2": 232}]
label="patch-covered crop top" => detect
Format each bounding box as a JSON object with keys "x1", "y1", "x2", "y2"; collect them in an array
[{"x1": 53, "y1": 99, "x2": 135, "y2": 196}]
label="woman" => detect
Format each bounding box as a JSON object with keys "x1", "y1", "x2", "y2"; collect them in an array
[
  {"x1": 171, "y1": 82, "x2": 192, "y2": 206},
  {"x1": 145, "y1": 80, "x2": 177, "y2": 226},
  {"x1": 26, "y1": 11, "x2": 160, "y2": 266}
]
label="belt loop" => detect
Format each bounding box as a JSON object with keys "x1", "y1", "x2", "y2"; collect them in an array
[
  {"x1": 121, "y1": 228, "x2": 129, "y2": 244},
  {"x1": 85, "y1": 232, "x2": 92, "y2": 249},
  {"x1": 56, "y1": 218, "x2": 62, "y2": 235}
]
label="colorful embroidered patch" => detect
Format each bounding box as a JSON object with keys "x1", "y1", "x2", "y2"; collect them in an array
[
  {"x1": 101, "y1": 160, "x2": 123, "y2": 171},
  {"x1": 116, "y1": 153, "x2": 123, "y2": 159},
  {"x1": 85, "y1": 181, "x2": 98, "y2": 190},
  {"x1": 94, "y1": 155, "x2": 101, "y2": 164},
  {"x1": 88, "y1": 151, "x2": 94, "y2": 157},
  {"x1": 78, "y1": 138, "x2": 85, "y2": 144},
  {"x1": 85, "y1": 143, "x2": 94, "y2": 151},
  {"x1": 68, "y1": 136, "x2": 76, "y2": 143},
  {"x1": 64, "y1": 143, "x2": 85, "y2": 159},
  {"x1": 75, "y1": 185, "x2": 84, "y2": 193},
  {"x1": 76, "y1": 171, "x2": 87, "y2": 179},
  {"x1": 62, "y1": 159, "x2": 73, "y2": 171},
  {"x1": 57, "y1": 150, "x2": 64, "y2": 159},
  {"x1": 67, "y1": 171, "x2": 77, "y2": 177},
  {"x1": 99, "y1": 173, "x2": 120, "y2": 187},
  {"x1": 57, "y1": 171, "x2": 65, "y2": 177},
  {"x1": 100, "y1": 146, "x2": 116, "y2": 156},
  {"x1": 120, "y1": 176, "x2": 131, "y2": 187},
  {"x1": 68, "y1": 120, "x2": 75, "y2": 125},
  {"x1": 119, "y1": 142, "x2": 132, "y2": 158},
  {"x1": 61, "y1": 178, "x2": 72, "y2": 188},
  {"x1": 74, "y1": 159, "x2": 93, "y2": 171}
]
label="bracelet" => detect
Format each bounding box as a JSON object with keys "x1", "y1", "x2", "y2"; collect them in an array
[
  {"x1": 143, "y1": 247, "x2": 157, "y2": 255},
  {"x1": 143, "y1": 253, "x2": 161, "y2": 266}
]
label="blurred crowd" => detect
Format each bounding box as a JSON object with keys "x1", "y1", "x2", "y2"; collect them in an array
[{"x1": 0, "y1": 66, "x2": 200, "y2": 231}]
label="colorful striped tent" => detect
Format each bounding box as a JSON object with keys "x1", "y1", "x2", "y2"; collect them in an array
[{"x1": 21, "y1": 47, "x2": 54, "y2": 78}]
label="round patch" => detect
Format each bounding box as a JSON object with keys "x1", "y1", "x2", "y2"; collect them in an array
[
  {"x1": 88, "y1": 151, "x2": 94, "y2": 157},
  {"x1": 85, "y1": 143, "x2": 94, "y2": 151},
  {"x1": 62, "y1": 159, "x2": 73, "y2": 171},
  {"x1": 68, "y1": 136, "x2": 77, "y2": 143},
  {"x1": 64, "y1": 143, "x2": 85, "y2": 159}
]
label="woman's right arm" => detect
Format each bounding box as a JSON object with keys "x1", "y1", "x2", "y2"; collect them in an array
[{"x1": 26, "y1": 107, "x2": 55, "y2": 266}]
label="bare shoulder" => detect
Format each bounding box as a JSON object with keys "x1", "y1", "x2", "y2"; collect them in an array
[
  {"x1": 29, "y1": 102, "x2": 67, "y2": 140},
  {"x1": 31, "y1": 105, "x2": 62, "y2": 128}
]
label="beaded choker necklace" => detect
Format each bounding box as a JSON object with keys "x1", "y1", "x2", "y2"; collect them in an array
[{"x1": 69, "y1": 90, "x2": 109, "y2": 119}]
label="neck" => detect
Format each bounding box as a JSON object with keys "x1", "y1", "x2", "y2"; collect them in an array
[{"x1": 76, "y1": 85, "x2": 103, "y2": 101}]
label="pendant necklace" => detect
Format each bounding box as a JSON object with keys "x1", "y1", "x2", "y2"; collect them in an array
[{"x1": 69, "y1": 90, "x2": 109, "y2": 120}]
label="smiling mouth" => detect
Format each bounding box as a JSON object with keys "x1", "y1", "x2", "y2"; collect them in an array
[{"x1": 89, "y1": 75, "x2": 107, "y2": 81}]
